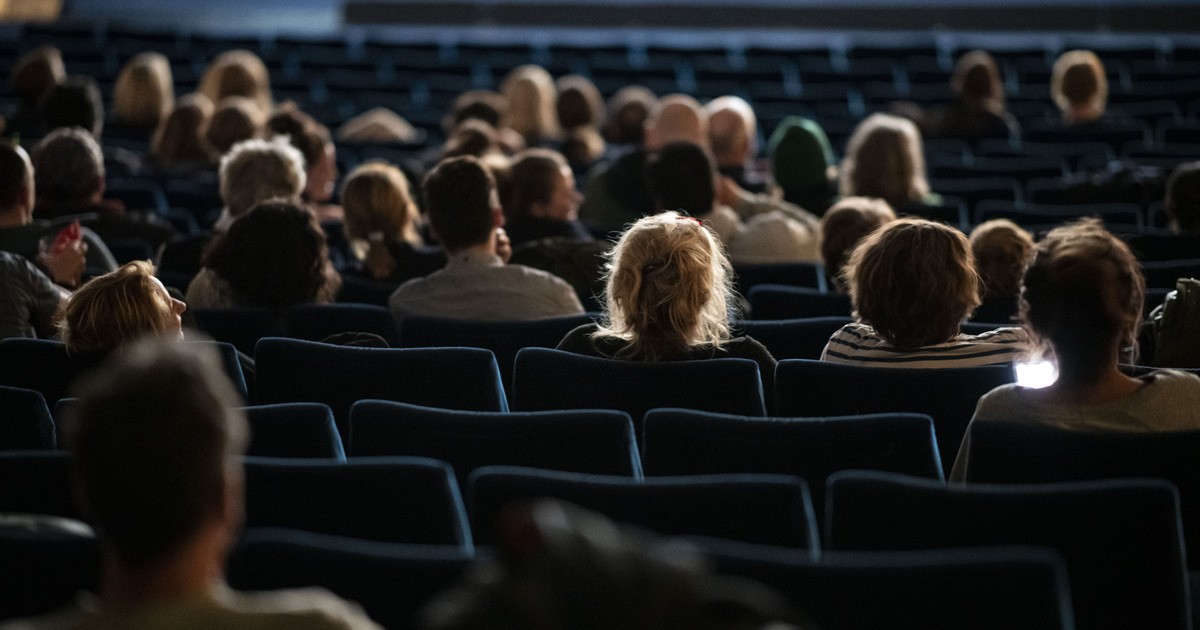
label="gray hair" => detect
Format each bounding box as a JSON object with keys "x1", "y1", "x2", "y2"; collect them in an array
[
  {"x1": 218, "y1": 137, "x2": 306, "y2": 218},
  {"x1": 31, "y1": 127, "x2": 104, "y2": 203}
]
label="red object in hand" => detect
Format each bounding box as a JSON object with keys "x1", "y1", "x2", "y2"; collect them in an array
[{"x1": 51, "y1": 221, "x2": 81, "y2": 254}]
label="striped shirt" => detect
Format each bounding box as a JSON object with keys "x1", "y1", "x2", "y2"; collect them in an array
[{"x1": 821, "y1": 322, "x2": 1030, "y2": 368}]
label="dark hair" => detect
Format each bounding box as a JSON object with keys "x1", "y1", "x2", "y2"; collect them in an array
[
  {"x1": 0, "y1": 142, "x2": 30, "y2": 210},
  {"x1": 423, "y1": 156, "x2": 496, "y2": 251},
  {"x1": 604, "y1": 85, "x2": 656, "y2": 145},
  {"x1": 10, "y1": 45, "x2": 64, "y2": 107},
  {"x1": 203, "y1": 200, "x2": 339, "y2": 311},
  {"x1": 503, "y1": 149, "x2": 567, "y2": 222},
  {"x1": 556, "y1": 75, "x2": 604, "y2": 129},
  {"x1": 442, "y1": 119, "x2": 500, "y2": 159},
  {"x1": 39, "y1": 75, "x2": 104, "y2": 136},
  {"x1": 819, "y1": 197, "x2": 896, "y2": 293},
  {"x1": 66, "y1": 340, "x2": 247, "y2": 568},
  {"x1": 645, "y1": 142, "x2": 715, "y2": 216},
  {"x1": 267, "y1": 104, "x2": 331, "y2": 169},
  {"x1": 446, "y1": 90, "x2": 507, "y2": 132},
  {"x1": 1166, "y1": 161, "x2": 1200, "y2": 235},
  {"x1": 32, "y1": 127, "x2": 104, "y2": 203}
]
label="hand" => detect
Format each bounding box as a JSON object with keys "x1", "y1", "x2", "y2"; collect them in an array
[
  {"x1": 716, "y1": 176, "x2": 745, "y2": 208},
  {"x1": 38, "y1": 238, "x2": 87, "y2": 289},
  {"x1": 495, "y1": 227, "x2": 512, "y2": 264}
]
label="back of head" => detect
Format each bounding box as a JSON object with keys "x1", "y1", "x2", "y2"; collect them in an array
[
  {"x1": 501, "y1": 65, "x2": 560, "y2": 144},
  {"x1": 218, "y1": 137, "x2": 306, "y2": 218},
  {"x1": 40, "y1": 75, "x2": 104, "y2": 137},
  {"x1": 705, "y1": 96, "x2": 757, "y2": 165},
  {"x1": 645, "y1": 141, "x2": 716, "y2": 217},
  {"x1": 952, "y1": 50, "x2": 1004, "y2": 107},
  {"x1": 970, "y1": 219, "x2": 1034, "y2": 301},
  {"x1": 341, "y1": 161, "x2": 418, "y2": 244},
  {"x1": 66, "y1": 339, "x2": 247, "y2": 568},
  {"x1": 503, "y1": 148, "x2": 568, "y2": 222},
  {"x1": 605, "y1": 85, "x2": 656, "y2": 145},
  {"x1": 198, "y1": 50, "x2": 272, "y2": 117},
  {"x1": 840, "y1": 113, "x2": 929, "y2": 206},
  {"x1": 204, "y1": 200, "x2": 336, "y2": 311},
  {"x1": 446, "y1": 90, "x2": 507, "y2": 132},
  {"x1": 597, "y1": 211, "x2": 733, "y2": 360},
  {"x1": 113, "y1": 52, "x2": 175, "y2": 127},
  {"x1": 645, "y1": 94, "x2": 708, "y2": 150},
  {"x1": 267, "y1": 104, "x2": 331, "y2": 170},
  {"x1": 32, "y1": 126, "x2": 104, "y2": 204},
  {"x1": 768, "y1": 116, "x2": 836, "y2": 207},
  {"x1": 848, "y1": 218, "x2": 980, "y2": 347},
  {"x1": 204, "y1": 96, "x2": 263, "y2": 155},
  {"x1": 0, "y1": 141, "x2": 32, "y2": 213},
  {"x1": 1166, "y1": 161, "x2": 1200, "y2": 235},
  {"x1": 819, "y1": 196, "x2": 896, "y2": 292},
  {"x1": 10, "y1": 45, "x2": 65, "y2": 106},
  {"x1": 1021, "y1": 219, "x2": 1144, "y2": 378},
  {"x1": 442, "y1": 119, "x2": 501, "y2": 159},
  {"x1": 424, "y1": 156, "x2": 497, "y2": 252},
  {"x1": 555, "y1": 75, "x2": 605, "y2": 130},
  {"x1": 1051, "y1": 50, "x2": 1107, "y2": 118},
  {"x1": 152, "y1": 93, "x2": 215, "y2": 167},
  {"x1": 60, "y1": 260, "x2": 176, "y2": 355}
]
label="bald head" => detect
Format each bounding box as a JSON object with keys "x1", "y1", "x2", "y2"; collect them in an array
[
  {"x1": 644, "y1": 94, "x2": 708, "y2": 150},
  {"x1": 705, "y1": 96, "x2": 757, "y2": 167}
]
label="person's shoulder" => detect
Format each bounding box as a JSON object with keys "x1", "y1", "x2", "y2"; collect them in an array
[
  {"x1": 959, "y1": 326, "x2": 1030, "y2": 344},
  {"x1": 724, "y1": 335, "x2": 776, "y2": 359},
  {"x1": 1146, "y1": 369, "x2": 1200, "y2": 394},
  {"x1": 222, "y1": 587, "x2": 382, "y2": 629},
  {"x1": 972, "y1": 382, "x2": 1029, "y2": 420},
  {"x1": 557, "y1": 322, "x2": 601, "y2": 349},
  {"x1": 500, "y1": 262, "x2": 575, "y2": 289}
]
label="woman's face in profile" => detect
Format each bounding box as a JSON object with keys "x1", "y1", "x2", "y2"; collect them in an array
[
  {"x1": 543, "y1": 166, "x2": 582, "y2": 222},
  {"x1": 152, "y1": 277, "x2": 187, "y2": 339}
]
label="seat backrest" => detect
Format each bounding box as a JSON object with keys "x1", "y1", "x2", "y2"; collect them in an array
[
  {"x1": 336, "y1": 275, "x2": 400, "y2": 306},
  {"x1": 732, "y1": 261, "x2": 825, "y2": 295},
  {"x1": 710, "y1": 542, "x2": 1074, "y2": 630},
  {"x1": 746, "y1": 285, "x2": 852, "y2": 320},
  {"x1": 775, "y1": 359, "x2": 1015, "y2": 470},
  {"x1": 468, "y1": 466, "x2": 816, "y2": 549},
  {"x1": 192, "y1": 308, "x2": 282, "y2": 356},
  {"x1": 642, "y1": 409, "x2": 942, "y2": 526},
  {"x1": 736, "y1": 316, "x2": 854, "y2": 360},
  {"x1": 227, "y1": 528, "x2": 472, "y2": 630},
  {"x1": 512, "y1": 348, "x2": 766, "y2": 428},
  {"x1": 0, "y1": 451, "x2": 76, "y2": 520},
  {"x1": 348, "y1": 400, "x2": 640, "y2": 484},
  {"x1": 243, "y1": 403, "x2": 345, "y2": 460},
  {"x1": 1141, "y1": 258, "x2": 1200, "y2": 290},
  {"x1": 965, "y1": 420, "x2": 1200, "y2": 570},
  {"x1": 242, "y1": 456, "x2": 472, "y2": 548},
  {"x1": 254, "y1": 338, "x2": 507, "y2": 434},
  {"x1": 284, "y1": 303, "x2": 399, "y2": 345},
  {"x1": 0, "y1": 385, "x2": 56, "y2": 450},
  {"x1": 0, "y1": 526, "x2": 100, "y2": 622},
  {"x1": 826, "y1": 471, "x2": 1190, "y2": 630}
]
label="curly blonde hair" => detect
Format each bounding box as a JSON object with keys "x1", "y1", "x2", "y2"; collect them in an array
[
  {"x1": 60, "y1": 261, "x2": 177, "y2": 355},
  {"x1": 594, "y1": 211, "x2": 735, "y2": 360}
]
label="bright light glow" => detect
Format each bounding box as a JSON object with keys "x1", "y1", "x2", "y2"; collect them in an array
[{"x1": 1015, "y1": 360, "x2": 1058, "y2": 389}]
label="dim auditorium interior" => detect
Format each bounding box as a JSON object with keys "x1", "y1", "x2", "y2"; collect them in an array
[{"x1": 3, "y1": 0, "x2": 1200, "y2": 627}]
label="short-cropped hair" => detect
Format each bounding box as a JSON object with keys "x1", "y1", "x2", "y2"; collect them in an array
[
  {"x1": 970, "y1": 219, "x2": 1034, "y2": 301},
  {"x1": 847, "y1": 218, "x2": 981, "y2": 348},
  {"x1": 423, "y1": 156, "x2": 496, "y2": 251},
  {"x1": 66, "y1": 339, "x2": 247, "y2": 567},
  {"x1": 819, "y1": 196, "x2": 896, "y2": 292},
  {"x1": 645, "y1": 141, "x2": 715, "y2": 217},
  {"x1": 32, "y1": 127, "x2": 104, "y2": 203},
  {"x1": 502, "y1": 148, "x2": 568, "y2": 222},
  {"x1": 59, "y1": 260, "x2": 176, "y2": 355},
  {"x1": 218, "y1": 137, "x2": 305, "y2": 218}
]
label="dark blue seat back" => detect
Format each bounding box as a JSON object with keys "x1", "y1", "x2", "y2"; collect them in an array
[
  {"x1": 1142, "y1": 258, "x2": 1200, "y2": 290},
  {"x1": 733, "y1": 261, "x2": 825, "y2": 295},
  {"x1": 254, "y1": 338, "x2": 507, "y2": 434},
  {"x1": 228, "y1": 528, "x2": 472, "y2": 630},
  {"x1": 0, "y1": 451, "x2": 76, "y2": 520},
  {"x1": 336, "y1": 275, "x2": 399, "y2": 305},
  {"x1": 0, "y1": 526, "x2": 100, "y2": 622},
  {"x1": 775, "y1": 360, "x2": 1015, "y2": 469},
  {"x1": 348, "y1": 400, "x2": 641, "y2": 485},
  {"x1": 243, "y1": 403, "x2": 345, "y2": 460},
  {"x1": 284, "y1": 303, "x2": 398, "y2": 345},
  {"x1": 0, "y1": 386, "x2": 56, "y2": 450},
  {"x1": 192, "y1": 308, "x2": 282, "y2": 356},
  {"x1": 827, "y1": 471, "x2": 1190, "y2": 630},
  {"x1": 512, "y1": 348, "x2": 766, "y2": 429},
  {"x1": 468, "y1": 466, "x2": 816, "y2": 549},
  {"x1": 243, "y1": 456, "x2": 472, "y2": 548},
  {"x1": 747, "y1": 285, "x2": 852, "y2": 320},
  {"x1": 964, "y1": 421, "x2": 1200, "y2": 570},
  {"x1": 710, "y1": 542, "x2": 1074, "y2": 630},
  {"x1": 736, "y1": 316, "x2": 854, "y2": 360}
]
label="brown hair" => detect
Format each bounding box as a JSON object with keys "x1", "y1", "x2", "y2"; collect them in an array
[
  {"x1": 10, "y1": 45, "x2": 64, "y2": 106},
  {"x1": 502, "y1": 149, "x2": 568, "y2": 222},
  {"x1": 1165, "y1": 161, "x2": 1200, "y2": 235},
  {"x1": 847, "y1": 218, "x2": 981, "y2": 347},
  {"x1": 198, "y1": 50, "x2": 272, "y2": 117},
  {"x1": 840, "y1": 113, "x2": 930, "y2": 207},
  {"x1": 113, "y1": 52, "x2": 174, "y2": 127},
  {"x1": 1021, "y1": 219, "x2": 1144, "y2": 380},
  {"x1": 205, "y1": 96, "x2": 264, "y2": 155},
  {"x1": 423, "y1": 156, "x2": 497, "y2": 252},
  {"x1": 1051, "y1": 50, "x2": 1107, "y2": 118},
  {"x1": 952, "y1": 50, "x2": 1005, "y2": 109},
  {"x1": 341, "y1": 162, "x2": 422, "y2": 279},
  {"x1": 60, "y1": 261, "x2": 177, "y2": 355},
  {"x1": 152, "y1": 93, "x2": 216, "y2": 168},
  {"x1": 819, "y1": 197, "x2": 896, "y2": 292},
  {"x1": 555, "y1": 75, "x2": 605, "y2": 129},
  {"x1": 970, "y1": 219, "x2": 1034, "y2": 301}
]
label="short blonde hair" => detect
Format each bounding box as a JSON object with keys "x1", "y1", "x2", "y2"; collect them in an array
[
  {"x1": 970, "y1": 219, "x2": 1034, "y2": 301},
  {"x1": 198, "y1": 50, "x2": 272, "y2": 118},
  {"x1": 113, "y1": 52, "x2": 174, "y2": 127},
  {"x1": 595, "y1": 211, "x2": 735, "y2": 360},
  {"x1": 501, "y1": 65, "x2": 560, "y2": 145},
  {"x1": 848, "y1": 218, "x2": 980, "y2": 348},
  {"x1": 840, "y1": 113, "x2": 930, "y2": 207},
  {"x1": 218, "y1": 137, "x2": 306, "y2": 218},
  {"x1": 60, "y1": 261, "x2": 175, "y2": 355},
  {"x1": 1051, "y1": 50, "x2": 1107, "y2": 116},
  {"x1": 341, "y1": 162, "x2": 421, "y2": 279}
]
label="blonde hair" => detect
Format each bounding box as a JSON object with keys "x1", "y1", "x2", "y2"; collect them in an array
[
  {"x1": 970, "y1": 219, "x2": 1034, "y2": 301},
  {"x1": 198, "y1": 50, "x2": 272, "y2": 118},
  {"x1": 151, "y1": 93, "x2": 215, "y2": 168},
  {"x1": 218, "y1": 137, "x2": 306, "y2": 218},
  {"x1": 840, "y1": 113, "x2": 930, "y2": 207},
  {"x1": 594, "y1": 211, "x2": 735, "y2": 360},
  {"x1": 501, "y1": 65, "x2": 560, "y2": 145},
  {"x1": 113, "y1": 52, "x2": 174, "y2": 127},
  {"x1": 1051, "y1": 50, "x2": 1108, "y2": 119},
  {"x1": 60, "y1": 261, "x2": 175, "y2": 355},
  {"x1": 341, "y1": 162, "x2": 422, "y2": 280}
]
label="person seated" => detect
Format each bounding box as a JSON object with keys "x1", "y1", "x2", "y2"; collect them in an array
[
  {"x1": 819, "y1": 196, "x2": 895, "y2": 293},
  {"x1": 557, "y1": 211, "x2": 777, "y2": 394},
  {"x1": 821, "y1": 218, "x2": 1028, "y2": 367},
  {"x1": 602, "y1": 85, "x2": 656, "y2": 149},
  {"x1": 59, "y1": 260, "x2": 186, "y2": 355},
  {"x1": 1165, "y1": 161, "x2": 1200, "y2": 237},
  {"x1": 840, "y1": 113, "x2": 940, "y2": 211},
  {"x1": 0, "y1": 250, "x2": 72, "y2": 340},
  {"x1": 388, "y1": 156, "x2": 584, "y2": 322},
  {"x1": 109, "y1": 52, "x2": 174, "y2": 141},
  {"x1": 4, "y1": 339, "x2": 380, "y2": 629},
  {"x1": 1051, "y1": 49, "x2": 1109, "y2": 126},
  {"x1": 204, "y1": 96, "x2": 264, "y2": 156},
  {"x1": 893, "y1": 50, "x2": 1018, "y2": 142},
  {"x1": 767, "y1": 116, "x2": 838, "y2": 216},
  {"x1": 501, "y1": 149, "x2": 591, "y2": 247},
  {"x1": 268, "y1": 104, "x2": 341, "y2": 223},
  {"x1": 186, "y1": 200, "x2": 341, "y2": 312},
  {"x1": 40, "y1": 75, "x2": 143, "y2": 176},
  {"x1": 554, "y1": 75, "x2": 607, "y2": 174},
  {"x1": 340, "y1": 161, "x2": 445, "y2": 283},
  {"x1": 706, "y1": 95, "x2": 769, "y2": 194},
  {"x1": 970, "y1": 219, "x2": 1033, "y2": 324},
  {"x1": 3, "y1": 45, "x2": 64, "y2": 137},
  {"x1": 151, "y1": 93, "x2": 218, "y2": 175},
  {"x1": 500, "y1": 65, "x2": 561, "y2": 148},
  {"x1": 198, "y1": 49, "x2": 273, "y2": 119},
  {"x1": 951, "y1": 220, "x2": 1200, "y2": 480}
]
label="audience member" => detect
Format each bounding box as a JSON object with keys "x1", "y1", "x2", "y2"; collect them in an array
[
  {"x1": 555, "y1": 75, "x2": 607, "y2": 172},
  {"x1": 39, "y1": 75, "x2": 105, "y2": 137},
  {"x1": 767, "y1": 116, "x2": 838, "y2": 216},
  {"x1": 198, "y1": 49, "x2": 273, "y2": 118},
  {"x1": 1051, "y1": 49, "x2": 1108, "y2": 125},
  {"x1": 336, "y1": 107, "x2": 421, "y2": 144},
  {"x1": 501, "y1": 149, "x2": 591, "y2": 246},
  {"x1": 822, "y1": 218, "x2": 1028, "y2": 367},
  {"x1": 204, "y1": 96, "x2": 264, "y2": 156},
  {"x1": 151, "y1": 93, "x2": 218, "y2": 173},
  {"x1": 8, "y1": 339, "x2": 381, "y2": 628},
  {"x1": 896, "y1": 50, "x2": 1017, "y2": 142},
  {"x1": 603, "y1": 85, "x2": 656, "y2": 147},
  {"x1": 951, "y1": 220, "x2": 1200, "y2": 480},
  {"x1": 187, "y1": 200, "x2": 341, "y2": 311},
  {"x1": 388, "y1": 156, "x2": 583, "y2": 321},
  {"x1": 4, "y1": 45, "x2": 64, "y2": 136},
  {"x1": 819, "y1": 196, "x2": 896, "y2": 293},
  {"x1": 111, "y1": 52, "x2": 175, "y2": 133},
  {"x1": 501, "y1": 65, "x2": 561, "y2": 147},
  {"x1": 268, "y1": 104, "x2": 341, "y2": 222},
  {"x1": 1164, "y1": 161, "x2": 1200, "y2": 236},
  {"x1": 440, "y1": 119, "x2": 503, "y2": 161},
  {"x1": 442, "y1": 89, "x2": 524, "y2": 154},
  {"x1": 341, "y1": 161, "x2": 446, "y2": 282},
  {"x1": 60, "y1": 260, "x2": 186, "y2": 355},
  {"x1": 970, "y1": 219, "x2": 1034, "y2": 323},
  {"x1": 840, "y1": 113, "x2": 939, "y2": 209},
  {"x1": 706, "y1": 95, "x2": 767, "y2": 193},
  {"x1": 0, "y1": 250, "x2": 70, "y2": 340}
]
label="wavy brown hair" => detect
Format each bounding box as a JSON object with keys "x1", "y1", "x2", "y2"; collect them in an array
[
  {"x1": 839, "y1": 113, "x2": 930, "y2": 207},
  {"x1": 970, "y1": 219, "x2": 1034, "y2": 301},
  {"x1": 847, "y1": 218, "x2": 981, "y2": 348},
  {"x1": 60, "y1": 260, "x2": 177, "y2": 355}
]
